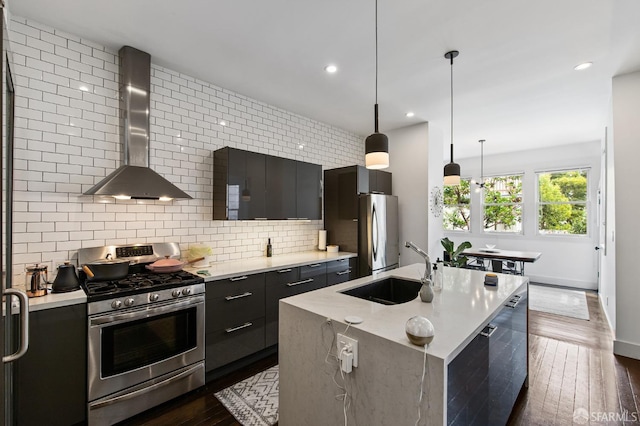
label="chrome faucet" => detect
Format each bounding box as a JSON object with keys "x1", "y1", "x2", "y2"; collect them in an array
[{"x1": 405, "y1": 241, "x2": 432, "y2": 282}]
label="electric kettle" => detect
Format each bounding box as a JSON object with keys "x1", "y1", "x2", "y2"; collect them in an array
[
  {"x1": 52, "y1": 261, "x2": 81, "y2": 293},
  {"x1": 25, "y1": 264, "x2": 48, "y2": 298}
]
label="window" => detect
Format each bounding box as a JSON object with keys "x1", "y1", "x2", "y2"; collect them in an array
[
  {"x1": 483, "y1": 174, "x2": 523, "y2": 233},
  {"x1": 537, "y1": 169, "x2": 588, "y2": 235},
  {"x1": 443, "y1": 178, "x2": 470, "y2": 231}
]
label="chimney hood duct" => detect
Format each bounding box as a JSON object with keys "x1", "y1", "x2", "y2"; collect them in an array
[{"x1": 84, "y1": 46, "x2": 192, "y2": 200}]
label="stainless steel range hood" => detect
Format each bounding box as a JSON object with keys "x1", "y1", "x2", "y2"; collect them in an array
[{"x1": 84, "y1": 46, "x2": 192, "y2": 200}]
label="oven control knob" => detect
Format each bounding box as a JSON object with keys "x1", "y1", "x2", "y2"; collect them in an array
[
  {"x1": 124, "y1": 298, "x2": 135, "y2": 307},
  {"x1": 182, "y1": 288, "x2": 192, "y2": 296},
  {"x1": 111, "y1": 300, "x2": 122, "y2": 309},
  {"x1": 149, "y1": 293, "x2": 160, "y2": 302},
  {"x1": 172, "y1": 289, "x2": 181, "y2": 298}
]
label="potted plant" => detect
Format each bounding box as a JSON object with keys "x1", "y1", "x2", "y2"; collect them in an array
[{"x1": 440, "y1": 237, "x2": 471, "y2": 268}]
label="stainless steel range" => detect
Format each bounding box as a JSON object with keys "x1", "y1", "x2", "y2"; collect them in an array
[{"x1": 78, "y1": 243, "x2": 205, "y2": 426}]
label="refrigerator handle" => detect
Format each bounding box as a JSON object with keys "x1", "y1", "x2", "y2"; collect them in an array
[
  {"x1": 372, "y1": 203, "x2": 378, "y2": 261},
  {"x1": 3, "y1": 288, "x2": 30, "y2": 363}
]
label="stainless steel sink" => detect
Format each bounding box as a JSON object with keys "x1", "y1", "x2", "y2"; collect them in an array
[{"x1": 340, "y1": 277, "x2": 421, "y2": 305}]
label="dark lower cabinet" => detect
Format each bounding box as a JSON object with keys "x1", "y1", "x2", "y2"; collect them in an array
[
  {"x1": 206, "y1": 256, "x2": 357, "y2": 372},
  {"x1": 15, "y1": 304, "x2": 87, "y2": 426},
  {"x1": 205, "y1": 273, "x2": 266, "y2": 371},
  {"x1": 326, "y1": 258, "x2": 357, "y2": 286},
  {"x1": 447, "y1": 287, "x2": 528, "y2": 425}
]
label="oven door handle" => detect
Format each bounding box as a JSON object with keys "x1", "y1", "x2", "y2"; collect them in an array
[
  {"x1": 89, "y1": 363, "x2": 202, "y2": 410},
  {"x1": 90, "y1": 296, "x2": 204, "y2": 327}
]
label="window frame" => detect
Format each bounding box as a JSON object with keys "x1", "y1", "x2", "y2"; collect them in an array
[
  {"x1": 535, "y1": 167, "x2": 590, "y2": 237},
  {"x1": 481, "y1": 173, "x2": 524, "y2": 235}
]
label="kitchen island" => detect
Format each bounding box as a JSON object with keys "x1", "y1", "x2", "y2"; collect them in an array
[{"x1": 279, "y1": 264, "x2": 528, "y2": 425}]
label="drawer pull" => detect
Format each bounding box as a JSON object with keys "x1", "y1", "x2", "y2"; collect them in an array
[
  {"x1": 229, "y1": 275, "x2": 248, "y2": 282},
  {"x1": 225, "y1": 292, "x2": 253, "y2": 301},
  {"x1": 287, "y1": 278, "x2": 314, "y2": 287},
  {"x1": 308, "y1": 263, "x2": 322, "y2": 268},
  {"x1": 225, "y1": 322, "x2": 253, "y2": 333},
  {"x1": 506, "y1": 294, "x2": 522, "y2": 308},
  {"x1": 480, "y1": 324, "x2": 497, "y2": 338},
  {"x1": 277, "y1": 269, "x2": 293, "y2": 273},
  {"x1": 336, "y1": 269, "x2": 351, "y2": 276}
]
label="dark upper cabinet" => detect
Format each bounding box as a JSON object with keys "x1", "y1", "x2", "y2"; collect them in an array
[
  {"x1": 266, "y1": 156, "x2": 297, "y2": 219},
  {"x1": 328, "y1": 166, "x2": 392, "y2": 220},
  {"x1": 214, "y1": 147, "x2": 322, "y2": 220},
  {"x1": 213, "y1": 147, "x2": 266, "y2": 220},
  {"x1": 369, "y1": 170, "x2": 392, "y2": 195},
  {"x1": 296, "y1": 161, "x2": 322, "y2": 220}
]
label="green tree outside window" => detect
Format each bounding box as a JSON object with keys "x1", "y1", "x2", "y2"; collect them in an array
[
  {"x1": 443, "y1": 179, "x2": 470, "y2": 231},
  {"x1": 538, "y1": 169, "x2": 588, "y2": 235},
  {"x1": 483, "y1": 175, "x2": 523, "y2": 233}
]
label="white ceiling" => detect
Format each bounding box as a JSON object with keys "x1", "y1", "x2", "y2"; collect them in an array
[{"x1": 10, "y1": 0, "x2": 640, "y2": 159}]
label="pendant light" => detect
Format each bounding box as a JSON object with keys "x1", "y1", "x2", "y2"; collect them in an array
[
  {"x1": 365, "y1": 0, "x2": 389, "y2": 170},
  {"x1": 471, "y1": 139, "x2": 486, "y2": 192},
  {"x1": 443, "y1": 50, "x2": 461, "y2": 185}
]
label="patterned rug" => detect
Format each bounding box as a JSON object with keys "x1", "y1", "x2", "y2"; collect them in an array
[
  {"x1": 529, "y1": 284, "x2": 590, "y2": 320},
  {"x1": 215, "y1": 365, "x2": 279, "y2": 426}
]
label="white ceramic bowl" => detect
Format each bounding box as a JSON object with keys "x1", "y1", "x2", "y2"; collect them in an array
[{"x1": 485, "y1": 244, "x2": 496, "y2": 249}]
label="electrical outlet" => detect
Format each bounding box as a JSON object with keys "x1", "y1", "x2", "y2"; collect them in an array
[{"x1": 337, "y1": 334, "x2": 358, "y2": 367}]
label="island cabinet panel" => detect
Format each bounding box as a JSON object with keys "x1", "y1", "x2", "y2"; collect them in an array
[
  {"x1": 266, "y1": 156, "x2": 297, "y2": 219},
  {"x1": 15, "y1": 304, "x2": 87, "y2": 426},
  {"x1": 447, "y1": 287, "x2": 528, "y2": 425},
  {"x1": 326, "y1": 257, "x2": 357, "y2": 286},
  {"x1": 265, "y1": 267, "x2": 301, "y2": 347},
  {"x1": 296, "y1": 161, "x2": 322, "y2": 220},
  {"x1": 205, "y1": 273, "x2": 266, "y2": 371}
]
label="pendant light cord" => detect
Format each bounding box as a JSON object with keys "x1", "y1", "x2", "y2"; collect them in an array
[
  {"x1": 449, "y1": 55, "x2": 454, "y2": 163},
  {"x1": 374, "y1": 0, "x2": 379, "y2": 133}
]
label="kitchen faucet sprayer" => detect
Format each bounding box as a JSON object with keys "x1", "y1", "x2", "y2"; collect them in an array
[{"x1": 405, "y1": 241, "x2": 432, "y2": 282}]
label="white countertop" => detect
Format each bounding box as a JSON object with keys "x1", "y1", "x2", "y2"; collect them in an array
[
  {"x1": 184, "y1": 251, "x2": 356, "y2": 281},
  {"x1": 8, "y1": 251, "x2": 355, "y2": 312},
  {"x1": 281, "y1": 263, "x2": 528, "y2": 363},
  {"x1": 4, "y1": 288, "x2": 86, "y2": 314}
]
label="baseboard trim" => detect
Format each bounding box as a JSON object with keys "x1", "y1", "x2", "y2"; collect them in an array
[
  {"x1": 527, "y1": 274, "x2": 596, "y2": 290},
  {"x1": 613, "y1": 339, "x2": 640, "y2": 360},
  {"x1": 598, "y1": 293, "x2": 616, "y2": 335}
]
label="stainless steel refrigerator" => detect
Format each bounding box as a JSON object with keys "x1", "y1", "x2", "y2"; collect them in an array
[{"x1": 358, "y1": 194, "x2": 399, "y2": 276}]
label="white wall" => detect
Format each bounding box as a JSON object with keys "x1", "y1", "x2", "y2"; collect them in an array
[
  {"x1": 611, "y1": 70, "x2": 640, "y2": 359},
  {"x1": 444, "y1": 142, "x2": 601, "y2": 289},
  {"x1": 8, "y1": 17, "x2": 364, "y2": 275},
  {"x1": 386, "y1": 123, "x2": 429, "y2": 266},
  {"x1": 599, "y1": 110, "x2": 616, "y2": 332}
]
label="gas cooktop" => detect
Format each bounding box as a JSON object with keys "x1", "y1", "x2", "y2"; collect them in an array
[{"x1": 82, "y1": 269, "x2": 204, "y2": 302}]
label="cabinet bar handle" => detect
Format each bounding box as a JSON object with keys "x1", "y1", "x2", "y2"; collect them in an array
[
  {"x1": 336, "y1": 269, "x2": 351, "y2": 276},
  {"x1": 308, "y1": 263, "x2": 322, "y2": 268},
  {"x1": 225, "y1": 292, "x2": 253, "y2": 301},
  {"x1": 229, "y1": 275, "x2": 248, "y2": 282},
  {"x1": 480, "y1": 324, "x2": 497, "y2": 338},
  {"x1": 287, "y1": 278, "x2": 314, "y2": 287},
  {"x1": 277, "y1": 269, "x2": 293, "y2": 273},
  {"x1": 225, "y1": 322, "x2": 253, "y2": 333}
]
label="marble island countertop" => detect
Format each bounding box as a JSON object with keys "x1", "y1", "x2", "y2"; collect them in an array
[
  {"x1": 281, "y1": 262, "x2": 528, "y2": 363},
  {"x1": 183, "y1": 250, "x2": 356, "y2": 282}
]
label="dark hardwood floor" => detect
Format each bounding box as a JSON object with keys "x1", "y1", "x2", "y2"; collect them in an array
[{"x1": 121, "y1": 290, "x2": 640, "y2": 426}]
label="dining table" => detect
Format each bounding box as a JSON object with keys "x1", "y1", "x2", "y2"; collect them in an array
[{"x1": 461, "y1": 247, "x2": 542, "y2": 275}]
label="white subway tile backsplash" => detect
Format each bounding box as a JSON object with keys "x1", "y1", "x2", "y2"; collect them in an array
[{"x1": 10, "y1": 16, "x2": 363, "y2": 273}]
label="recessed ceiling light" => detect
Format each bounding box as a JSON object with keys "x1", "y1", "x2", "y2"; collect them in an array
[
  {"x1": 405, "y1": 112, "x2": 415, "y2": 118},
  {"x1": 324, "y1": 65, "x2": 338, "y2": 73},
  {"x1": 574, "y1": 62, "x2": 593, "y2": 71}
]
